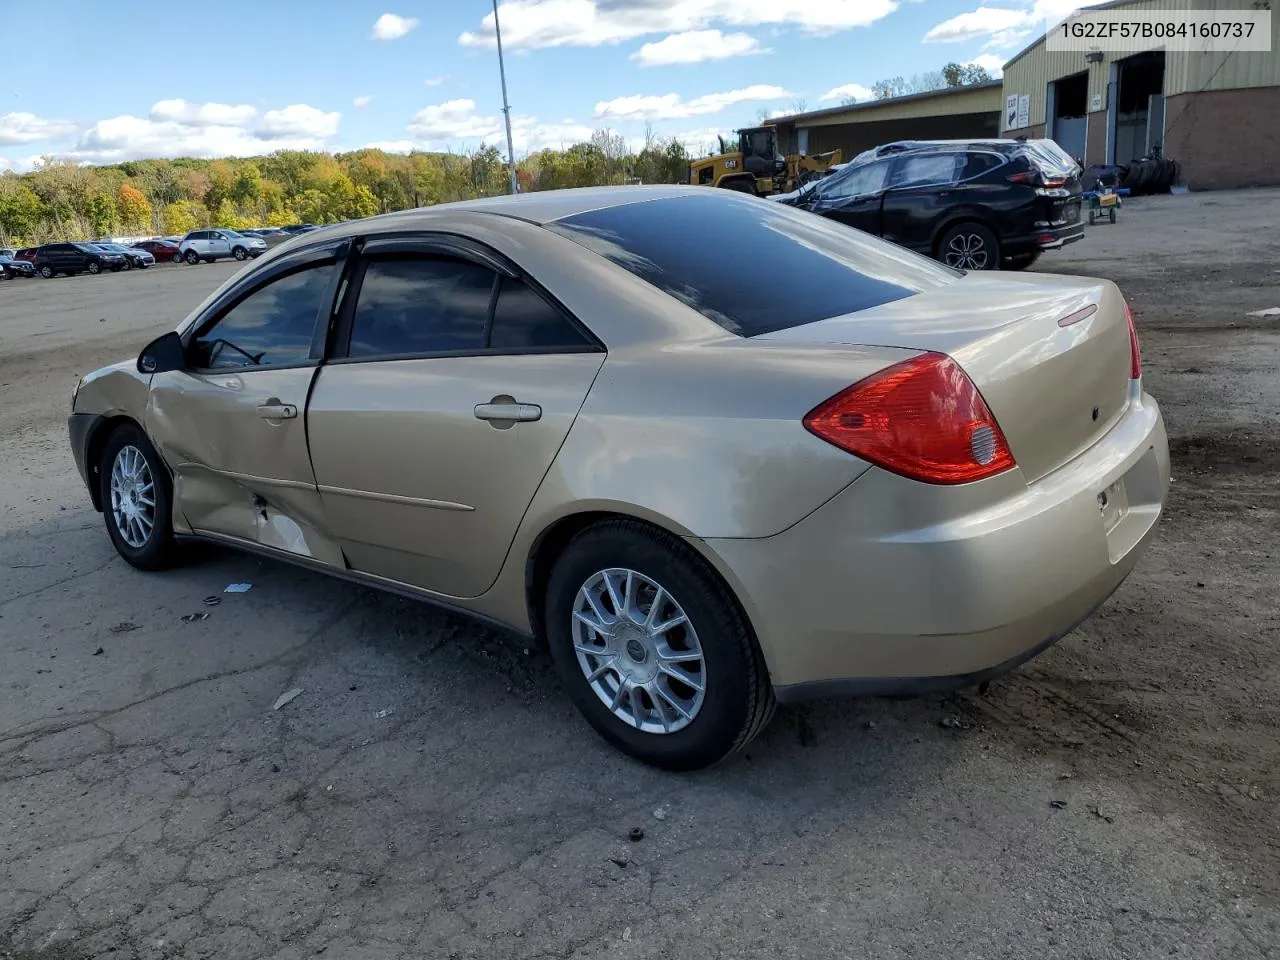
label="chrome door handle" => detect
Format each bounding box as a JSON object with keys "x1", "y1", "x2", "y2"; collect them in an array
[
  {"x1": 256, "y1": 402, "x2": 297, "y2": 420},
  {"x1": 474, "y1": 401, "x2": 542, "y2": 423}
]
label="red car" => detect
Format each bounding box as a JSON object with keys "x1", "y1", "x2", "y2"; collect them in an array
[
  {"x1": 14, "y1": 247, "x2": 38, "y2": 262},
  {"x1": 131, "y1": 239, "x2": 182, "y2": 263}
]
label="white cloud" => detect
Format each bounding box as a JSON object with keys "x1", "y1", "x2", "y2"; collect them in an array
[
  {"x1": 820, "y1": 82, "x2": 875, "y2": 103},
  {"x1": 0, "y1": 112, "x2": 79, "y2": 146},
  {"x1": 372, "y1": 13, "x2": 420, "y2": 40},
  {"x1": 924, "y1": 0, "x2": 1112, "y2": 48},
  {"x1": 0, "y1": 156, "x2": 11, "y2": 172},
  {"x1": 353, "y1": 95, "x2": 375, "y2": 108},
  {"x1": 149, "y1": 99, "x2": 257, "y2": 127},
  {"x1": 56, "y1": 101, "x2": 341, "y2": 164},
  {"x1": 632, "y1": 29, "x2": 765, "y2": 66},
  {"x1": 425, "y1": 76, "x2": 446, "y2": 87},
  {"x1": 595, "y1": 83, "x2": 791, "y2": 120},
  {"x1": 460, "y1": 0, "x2": 897, "y2": 50},
  {"x1": 409, "y1": 99, "x2": 506, "y2": 141},
  {"x1": 965, "y1": 53, "x2": 1006, "y2": 76},
  {"x1": 401, "y1": 99, "x2": 600, "y2": 152}
]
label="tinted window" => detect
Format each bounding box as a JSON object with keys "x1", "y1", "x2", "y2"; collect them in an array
[
  {"x1": 963, "y1": 153, "x2": 1005, "y2": 179},
  {"x1": 822, "y1": 160, "x2": 892, "y2": 200},
  {"x1": 890, "y1": 152, "x2": 962, "y2": 188},
  {"x1": 548, "y1": 193, "x2": 957, "y2": 337},
  {"x1": 190, "y1": 264, "x2": 334, "y2": 369},
  {"x1": 348, "y1": 257, "x2": 495, "y2": 358},
  {"x1": 489, "y1": 278, "x2": 590, "y2": 350}
]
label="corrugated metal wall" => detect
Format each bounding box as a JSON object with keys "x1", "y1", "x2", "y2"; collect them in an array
[{"x1": 1002, "y1": 0, "x2": 1278, "y2": 130}]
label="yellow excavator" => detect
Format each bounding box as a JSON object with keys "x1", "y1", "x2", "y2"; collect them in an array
[{"x1": 688, "y1": 125, "x2": 843, "y2": 197}]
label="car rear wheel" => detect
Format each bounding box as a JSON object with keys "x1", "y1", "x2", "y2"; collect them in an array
[
  {"x1": 232, "y1": 246, "x2": 248, "y2": 261},
  {"x1": 39, "y1": 265, "x2": 55, "y2": 278},
  {"x1": 99, "y1": 424, "x2": 178, "y2": 570},
  {"x1": 184, "y1": 250, "x2": 200, "y2": 265},
  {"x1": 87, "y1": 261, "x2": 101, "y2": 275},
  {"x1": 172, "y1": 252, "x2": 183, "y2": 263},
  {"x1": 939, "y1": 222, "x2": 999, "y2": 271},
  {"x1": 120, "y1": 258, "x2": 132, "y2": 271},
  {"x1": 545, "y1": 519, "x2": 775, "y2": 770}
]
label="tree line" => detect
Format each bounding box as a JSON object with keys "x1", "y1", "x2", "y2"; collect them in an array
[{"x1": 0, "y1": 130, "x2": 694, "y2": 245}]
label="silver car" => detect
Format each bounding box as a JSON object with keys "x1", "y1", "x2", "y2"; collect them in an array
[{"x1": 178, "y1": 229, "x2": 267, "y2": 265}]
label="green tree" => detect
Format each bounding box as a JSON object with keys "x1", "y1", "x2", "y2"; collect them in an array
[
  {"x1": 943, "y1": 62, "x2": 992, "y2": 87},
  {"x1": 0, "y1": 178, "x2": 43, "y2": 240},
  {"x1": 88, "y1": 193, "x2": 118, "y2": 237},
  {"x1": 162, "y1": 199, "x2": 202, "y2": 235}
]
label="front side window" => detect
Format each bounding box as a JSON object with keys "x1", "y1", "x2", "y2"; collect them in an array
[
  {"x1": 347, "y1": 256, "x2": 496, "y2": 358},
  {"x1": 189, "y1": 263, "x2": 335, "y2": 369},
  {"x1": 821, "y1": 160, "x2": 892, "y2": 201}
]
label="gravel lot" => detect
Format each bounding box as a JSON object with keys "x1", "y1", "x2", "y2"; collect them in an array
[{"x1": 2, "y1": 193, "x2": 1278, "y2": 960}]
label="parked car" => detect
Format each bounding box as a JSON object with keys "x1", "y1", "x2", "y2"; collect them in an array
[
  {"x1": 132, "y1": 239, "x2": 182, "y2": 263},
  {"x1": 14, "y1": 247, "x2": 38, "y2": 263},
  {"x1": 0, "y1": 253, "x2": 36, "y2": 279},
  {"x1": 0, "y1": 247, "x2": 15, "y2": 259},
  {"x1": 177, "y1": 229, "x2": 268, "y2": 264},
  {"x1": 93, "y1": 242, "x2": 155, "y2": 270},
  {"x1": 242, "y1": 227, "x2": 291, "y2": 247},
  {"x1": 279, "y1": 223, "x2": 319, "y2": 235},
  {"x1": 34, "y1": 242, "x2": 126, "y2": 277},
  {"x1": 67, "y1": 187, "x2": 1167, "y2": 770},
  {"x1": 775, "y1": 139, "x2": 1085, "y2": 271}
]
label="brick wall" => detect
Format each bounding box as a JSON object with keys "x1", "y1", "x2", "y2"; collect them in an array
[{"x1": 1164, "y1": 88, "x2": 1280, "y2": 190}]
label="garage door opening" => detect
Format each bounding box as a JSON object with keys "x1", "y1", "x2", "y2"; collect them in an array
[
  {"x1": 1111, "y1": 51, "x2": 1165, "y2": 163},
  {"x1": 1048, "y1": 72, "x2": 1089, "y2": 164}
]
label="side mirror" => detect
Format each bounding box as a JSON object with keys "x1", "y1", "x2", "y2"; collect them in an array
[{"x1": 137, "y1": 331, "x2": 186, "y2": 375}]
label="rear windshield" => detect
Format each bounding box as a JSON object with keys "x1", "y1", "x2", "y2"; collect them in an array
[{"x1": 546, "y1": 193, "x2": 957, "y2": 337}]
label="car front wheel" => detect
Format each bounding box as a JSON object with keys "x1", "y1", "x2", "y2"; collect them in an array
[
  {"x1": 39, "y1": 265, "x2": 55, "y2": 278},
  {"x1": 232, "y1": 245, "x2": 248, "y2": 260},
  {"x1": 87, "y1": 261, "x2": 101, "y2": 275},
  {"x1": 939, "y1": 222, "x2": 1000, "y2": 271},
  {"x1": 99, "y1": 424, "x2": 178, "y2": 570},
  {"x1": 545, "y1": 520, "x2": 775, "y2": 770}
]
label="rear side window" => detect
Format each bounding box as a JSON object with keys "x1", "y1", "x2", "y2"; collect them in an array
[
  {"x1": 547, "y1": 192, "x2": 957, "y2": 337},
  {"x1": 962, "y1": 153, "x2": 1005, "y2": 179},
  {"x1": 890, "y1": 152, "x2": 962, "y2": 188},
  {"x1": 347, "y1": 256, "x2": 496, "y2": 358},
  {"x1": 489, "y1": 278, "x2": 590, "y2": 350}
]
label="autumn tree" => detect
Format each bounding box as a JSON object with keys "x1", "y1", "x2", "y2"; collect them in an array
[{"x1": 117, "y1": 183, "x2": 152, "y2": 232}]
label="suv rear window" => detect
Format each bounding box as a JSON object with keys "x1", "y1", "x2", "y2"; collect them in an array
[{"x1": 546, "y1": 193, "x2": 957, "y2": 337}]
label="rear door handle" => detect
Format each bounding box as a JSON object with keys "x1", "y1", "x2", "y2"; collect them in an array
[
  {"x1": 474, "y1": 401, "x2": 542, "y2": 423},
  {"x1": 256, "y1": 402, "x2": 297, "y2": 420}
]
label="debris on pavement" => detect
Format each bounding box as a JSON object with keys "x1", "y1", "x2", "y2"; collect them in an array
[
  {"x1": 1049, "y1": 799, "x2": 1068, "y2": 810},
  {"x1": 622, "y1": 927, "x2": 632, "y2": 942},
  {"x1": 628, "y1": 827, "x2": 645, "y2": 842},
  {"x1": 272, "y1": 687, "x2": 305, "y2": 711},
  {"x1": 652, "y1": 806, "x2": 667, "y2": 821},
  {"x1": 1246, "y1": 307, "x2": 1280, "y2": 317},
  {"x1": 608, "y1": 851, "x2": 630, "y2": 868},
  {"x1": 939, "y1": 715, "x2": 974, "y2": 730},
  {"x1": 1090, "y1": 803, "x2": 1115, "y2": 824},
  {"x1": 92, "y1": 647, "x2": 104, "y2": 656},
  {"x1": 203, "y1": 596, "x2": 221, "y2": 606},
  {"x1": 179, "y1": 612, "x2": 210, "y2": 623},
  {"x1": 375, "y1": 708, "x2": 395, "y2": 720},
  {"x1": 109, "y1": 621, "x2": 138, "y2": 633},
  {"x1": 224, "y1": 582, "x2": 253, "y2": 593}
]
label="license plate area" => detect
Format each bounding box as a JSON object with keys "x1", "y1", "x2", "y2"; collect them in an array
[
  {"x1": 1065, "y1": 203, "x2": 1081, "y2": 223},
  {"x1": 1098, "y1": 478, "x2": 1129, "y2": 534}
]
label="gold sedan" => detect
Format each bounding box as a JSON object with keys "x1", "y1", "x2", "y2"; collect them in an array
[{"x1": 68, "y1": 186, "x2": 1169, "y2": 769}]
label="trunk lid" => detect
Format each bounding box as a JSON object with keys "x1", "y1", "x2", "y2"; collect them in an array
[{"x1": 757, "y1": 272, "x2": 1133, "y2": 483}]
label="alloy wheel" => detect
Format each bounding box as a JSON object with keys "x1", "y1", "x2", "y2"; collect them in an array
[
  {"x1": 571, "y1": 568, "x2": 706, "y2": 734},
  {"x1": 109, "y1": 445, "x2": 156, "y2": 549},
  {"x1": 944, "y1": 232, "x2": 990, "y2": 270}
]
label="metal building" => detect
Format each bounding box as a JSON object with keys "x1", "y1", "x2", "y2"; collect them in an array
[
  {"x1": 1001, "y1": 0, "x2": 1280, "y2": 189},
  {"x1": 770, "y1": 82, "x2": 1004, "y2": 162}
]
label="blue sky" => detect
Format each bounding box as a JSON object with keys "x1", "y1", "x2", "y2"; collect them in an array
[{"x1": 0, "y1": 1, "x2": 1092, "y2": 171}]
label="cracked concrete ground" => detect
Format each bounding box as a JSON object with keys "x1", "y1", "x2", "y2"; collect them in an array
[{"x1": 3, "y1": 193, "x2": 1279, "y2": 959}]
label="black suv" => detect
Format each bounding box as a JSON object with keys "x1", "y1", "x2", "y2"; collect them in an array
[
  {"x1": 34, "y1": 242, "x2": 127, "y2": 278},
  {"x1": 778, "y1": 139, "x2": 1084, "y2": 270}
]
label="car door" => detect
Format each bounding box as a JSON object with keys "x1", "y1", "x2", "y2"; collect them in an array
[
  {"x1": 145, "y1": 240, "x2": 349, "y2": 565},
  {"x1": 808, "y1": 159, "x2": 892, "y2": 236},
  {"x1": 207, "y1": 231, "x2": 231, "y2": 260},
  {"x1": 306, "y1": 235, "x2": 606, "y2": 598},
  {"x1": 879, "y1": 151, "x2": 966, "y2": 253}
]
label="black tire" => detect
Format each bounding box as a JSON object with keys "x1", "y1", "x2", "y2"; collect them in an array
[
  {"x1": 937, "y1": 221, "x2": 1000, "y2": 270},
  {"x1": 120, "y1": 258, "x2": 132, "y2": 271},
  {"x1": 99, "y1": 423, "x2": 179, "y2": 571},
  {"x1": 172, "y1": 252, "x2": 183, "y2": 263},
  {"x1": 1005, "y1": 251, "x2": 1040, "y2": 271},
  {"x1": 1109, "y1": 208, "x2": 1117, "y2": 224},
  {"x1": 184, "y1": 249, "x2": 200, "y2": 265},
  {"x1": 232, "y1": 245, "x2": 248, "y2": 261},
  {"x1": 87, "y1": 261, "x2": 101, "y2": 275},
  {"x1": 39, "y1": 264, "x2": 55, "y2": 278},
  {"x1": 545, "y1": 519, "x2": 775, "y2": 770}
]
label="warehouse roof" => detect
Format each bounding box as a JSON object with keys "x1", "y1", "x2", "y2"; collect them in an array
[{"x1": 767, "y1": 80, "x2": 1003, "y2": 127}]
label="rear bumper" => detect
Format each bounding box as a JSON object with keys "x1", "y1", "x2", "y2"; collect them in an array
[{"x1": 696, "y1": 390, "x2": 1169, "y2": 695}]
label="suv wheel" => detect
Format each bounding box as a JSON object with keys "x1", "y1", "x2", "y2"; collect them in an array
[
  {"x1": 184, "y1": 250, "x2": 200, "y2": 265},
  {"x1": 87, "y1": 261, "x2": 101, "y2": 275},
  {"x1": 939, "y1": 222, "x2": 999, "y2": 271},
  {"x1": 39, "y1": 265, "x2": 55, "y2": 278},
  {"x1": 232, "y1": 246, "x2": 248, "y2": 261}
]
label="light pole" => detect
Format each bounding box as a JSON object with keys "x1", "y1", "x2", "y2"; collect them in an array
[{"x1": 492, "y1": 0, "x2": 518, "y2": 194}]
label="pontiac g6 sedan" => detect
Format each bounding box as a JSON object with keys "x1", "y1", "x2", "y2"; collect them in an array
[{"x1": 68, "y1": 187, "x2": 1169, "y2": 770}]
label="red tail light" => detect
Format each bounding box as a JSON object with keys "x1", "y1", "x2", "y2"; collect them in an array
[
  {"x1": 1124, "y1": 300, "x2": 1141, "y2": 379},
  {"x1": 803, "y1": 352, "x2": 1016, "y2": 485},
  {"x1": 1006, "y1": 171, "x2": 1037, "y2": 185}
]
